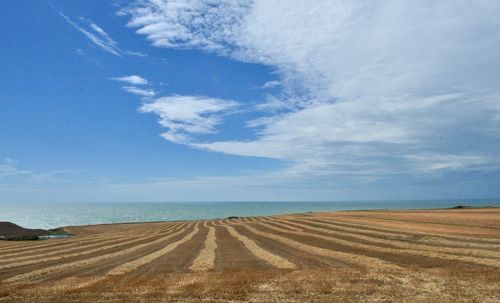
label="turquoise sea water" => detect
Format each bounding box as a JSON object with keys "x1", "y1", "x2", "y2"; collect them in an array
[{"x1": 0, "y1": 199, "x2": 499, "y2": 229}]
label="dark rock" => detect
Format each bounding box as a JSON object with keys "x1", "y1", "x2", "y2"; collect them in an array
[{"x1": 0, "y1": 222, "x2": 49, "y2": 240}]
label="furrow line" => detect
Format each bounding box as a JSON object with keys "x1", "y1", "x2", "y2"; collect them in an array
[
  {"x1": 338, "y1": 214, "x2": 500, "y2": 230},
  {"x1": 330, "y1": 216, "x2": 500, "y2": 244},
  {"x1": 223, "y1": 225, "x2": 296, "y2": 269},
  {"x1": 0, "y1": 223, "x2": 179, "y2": 259},
  {"x1": 0, "y1": 235, "x2": 110, "y2": 254},
  {"x1": 106, "y1": 222, "x2": 201, "y2": 276},
  {"x1": 0, "y1": 224, "x2": 180, "y2": 265},
  {"x1": 256, "y1": 221, "x2": 500, "y2": 268},
  {"x1": 262, "y1": 220, "x2": 303, "y2": 232},
  {"x1": 310, "y1": 217, "x2": 500, "y2": 247},
  {"x1": 282, "y1": 218, "x2": 500, "y2": 260},
  {"x1": 29, "y1": 225, "x2": 197, "y2": 288},
  {"x1": 0, "y1": 222, "x2": 175, "y2": 255},
  {"x1": 189, "y1": 226, "x2": 217, "y2": 271},
  {"x1": 240, "y1": 224, "x2": 399, "y2": 271},
  {"x1": 1, "y1": 223, "x2": 192, "y2": 282},
  {"x1": 0, "y1": 236, "x2": 121, "y2": 258}
]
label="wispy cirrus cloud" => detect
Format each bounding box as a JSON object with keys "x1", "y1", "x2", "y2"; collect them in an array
[
  {"x1": 111, "y1": 75, "x2": 149, "y2": 85},
  {"x1": 261, "y1": 80, "x2": 280, "y2": 89},
  {"x1": 122, "y1": 0, "x2": 500, "y2": 180},
  {"x1": 122, "y1": 86, "x2": 156, "y2": 97},
  {"x1": 57, "y1": 9, "x2": 144, "y2": 57},
  {"x1": 111, "y1": 75, "x2": 155, "y2": 97},
  {"x1": 0, "y1": 158, "x2": 79, "y2": 182},
  {"x1": 58, "y1": 11, "x2": 122, "y2": 56}
]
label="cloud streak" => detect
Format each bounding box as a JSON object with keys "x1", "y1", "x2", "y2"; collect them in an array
[
  {"x1": 57, "y1": 9, "x2": 144, "y2": 58},
  {"x1": 0, "y1": 158, "x2": 79, "y2": 182},
  {"x1": 58, "y1": 11, "x2": 122, "y2": 56},
  {"x1": 122, "y1": 86, "x2": 156, "y2": 97},
  {"x1": 111, "y1": 75, "x2": 155, "y2": 97},
  {"x1": 111, "y1": 75, "x2": 149, "y2": 85}
]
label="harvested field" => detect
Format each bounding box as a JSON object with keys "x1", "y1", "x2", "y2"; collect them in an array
[{"x1": 1, "y1": 208, "x2": 499, "y2": 302}]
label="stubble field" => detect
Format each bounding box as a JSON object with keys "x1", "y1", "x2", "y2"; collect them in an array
[{"x1": 1, "y1": 208, "x2": 499, "y2": 302}]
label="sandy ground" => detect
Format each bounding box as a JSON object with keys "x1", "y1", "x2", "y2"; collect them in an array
[{"x1": 0, "y1": 208, "x2": 499, "y2": 302}]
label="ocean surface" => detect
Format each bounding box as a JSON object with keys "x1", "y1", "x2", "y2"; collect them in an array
[{"x1": 1, "y1": 199, "x2": 499, "y2": 229}]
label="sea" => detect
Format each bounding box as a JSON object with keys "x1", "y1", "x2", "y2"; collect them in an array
[{"x1": 1, "y1": 199, "x2": 499, "y2": 230}]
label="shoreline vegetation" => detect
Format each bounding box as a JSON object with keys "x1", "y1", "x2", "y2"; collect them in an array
[{"x1": 0, "y1": 207, "x2": 499, "y2": 302}]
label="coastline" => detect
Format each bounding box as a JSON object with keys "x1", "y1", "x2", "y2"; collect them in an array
[
  {"x1": 60, "y1": 206, "x2": 500, "y2": 238},
  {"x1": 2, "y1": 204, "x2": 499, "y2": 232},
  {"x1": 2, "y1": 199, "x2": 500, "y2": 230},
  {"x1": 51, "y1": 204, "x2": 500, "y2": 231}
]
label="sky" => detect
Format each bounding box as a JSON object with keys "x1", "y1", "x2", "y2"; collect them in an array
[{"x1": 1, "y1": 0, "x2": 500, "y2": 202}]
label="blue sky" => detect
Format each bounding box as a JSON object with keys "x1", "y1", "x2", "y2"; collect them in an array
[{"x1": 1, "y1": 0, "x2": 500, "y2": 202}]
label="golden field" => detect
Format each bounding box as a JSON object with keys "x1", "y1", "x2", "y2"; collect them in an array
[{"x1": 1, "y1": 208, "x2": 499, "y2": 302}]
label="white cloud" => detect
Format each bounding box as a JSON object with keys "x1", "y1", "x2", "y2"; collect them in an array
[
  {"x1": 57, "y1": 10, "x2": 145, "y2": 58},
  {"x1": 122, "y1": 86, "x2": 156, "y2": 97},
  {"x1": 112, "y1": 75, "x2": 149, "y2": 85},
  {"x1": 124, "y1": 1, "x2": 500, "y2": 177},
  {"x1": 139, "y1": 96, "x2": 238, "y2": 143},
  {"x1": 58, "y1": 12, "x2": 122, "y2": 56},
  {"x1": 261, "y1": 80, "x2": 280, "y2": 89},
  {"x1": 111, "y1": 75, "x2": 155, "y2": 98},
  {"x1": 121, "y1": 1, "x2": 248, "y2": 52},
  {"x1": 123, "y1": 50, "x2": 148, "y2": 57}
]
